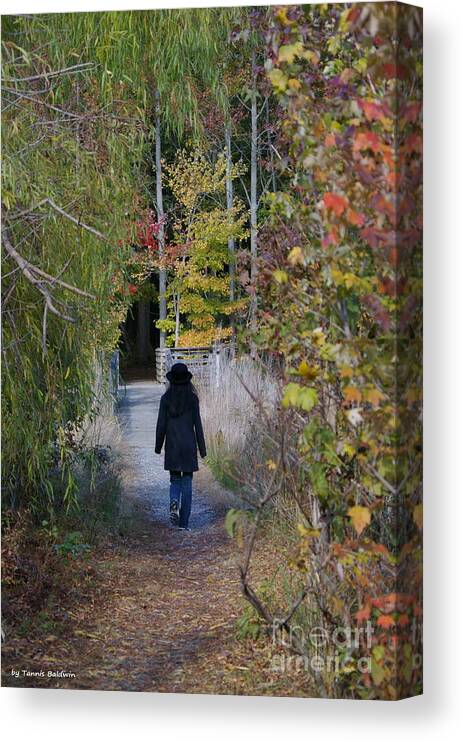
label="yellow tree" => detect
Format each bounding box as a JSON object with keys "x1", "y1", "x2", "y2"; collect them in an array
[{"x1": 161, "y1": 150, "x2": 248, "y2": 347}]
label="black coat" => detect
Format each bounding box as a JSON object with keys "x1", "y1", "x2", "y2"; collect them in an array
[{"x1": 155, "y1": 392, "x2": 207, "y2": 472}]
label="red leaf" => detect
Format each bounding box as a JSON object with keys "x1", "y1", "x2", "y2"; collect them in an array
[
  {"x1": 360, "y1": 227, "x2": 395, "y2": 249},
  {"x1": 372, "y1": 593, "x2": 398, "y2": 613},
  {"x1": 401, "y1": 101, "x2": 422, "y2": 123},
  {"x1": 347, "y1": 6, "x2": 361, "y2": 23},
  {"x1": 377, "y1": 615, "x2": 395, "y2": 629},
  {"x1": 355, "y1": 604, "x2": 371, "y2": 623},
  {"x1": 322, "y1": 225, "x2": 340, "y2": 247},
  {"x1": 358, "y1": 99, "x2": 389, "y2": 122},
  {"x1": 323, "y1": 192, "x2": 348, "y2": 217},
  {"x1": 347, "y1": 208, "x2": 365, "y2": 227},
  {"x1": 378, "y1": 276, "x2": 407, "y2": 297},
  {"x1": 383, "y1": 62, "x2": 408, "y2": 80},
  {"x1": 370, "y1": 193, "x2": 396, "y2": 224},
  {"x1": 403, "y1": 133, "x2": 422, "y2": 154},
  {"x1": 353, "y1": 131, "x2": 382, "y2": 154}
]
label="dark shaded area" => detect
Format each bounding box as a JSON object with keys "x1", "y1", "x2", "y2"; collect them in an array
[{"x1": 119, "y1": 274, "x2": 159, "y2": 380}]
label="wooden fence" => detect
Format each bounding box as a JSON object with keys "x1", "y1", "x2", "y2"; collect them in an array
[
  {"x1": 155, "y1": 343, "x2": 234, "y2": 386},
  {"x1": 93, "y1": 349, "x2": 122, "y2": 414}
]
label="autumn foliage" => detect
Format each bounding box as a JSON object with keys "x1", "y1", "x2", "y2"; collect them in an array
[{"x1": 241, "y1": 2, "x2": 423, "y2": 699}]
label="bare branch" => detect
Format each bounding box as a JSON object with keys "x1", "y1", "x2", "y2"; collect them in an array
[
  {"x1": 7, "y1": 197, "x2": 108, "y2": 241},
  {"x1": 42, "y1": 302, "x2": 48, "y2": 355},
  {"x1": 3, "y1": 62, "x2": 95, "y2": 84},
  {"x1": 1, "y1": 88, "x2": 85, "y2": 119},
  {"x1": 2, "y1": 231, "x2": 96, "y2": 324},
  {"x1": 362, "y1": 461, "x2": 396, "y2": 495},
  {"x1": 2, "y1": 231, "x2": 77, "y2": 323}
]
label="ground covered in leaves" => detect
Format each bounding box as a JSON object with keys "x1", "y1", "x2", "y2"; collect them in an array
[
  {"x1": 2, "y1": 382, "x2": 315, "y2": 697},
  {"x1": 2, "y1": 477, "x2": 315, "y2": 696}
]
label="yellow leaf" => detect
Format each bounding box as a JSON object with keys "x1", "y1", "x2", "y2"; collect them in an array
[
  {"x1": 268, "y1": 68, "x2": 288, "y2": 93},
  {"x1": 343, "y1": 273, "x2": 358, "y2": 289},
  {"x1": 343, "y1": 386, "x2": 362, "y2": 404},
  {"x1": 297, "y1": 360, "x2": 318, "y2": 380},
  {"x1": 297, "y1": 523, "x2": 320, "y2": 538},
  {"x1": 413, "y1": 504, "x2": 423, "y2": 531},
  {"x1": 312, "y1": 328, "x2": 326, "y2": 347},
  {"x1": 339, "y1": 8, "x2": 352, "y2": 33},
  {"x1": 287, "y1": 245, "x2": 304, "y2": 265},
  {"x1": 342, "y1": 442, "x2": 356, "y2": 457},
  {"x1": 348, "y1": 505, "x2": 371, "y2": 535},
  {"x1": 300, "y1": 49, "x2": 320, "y2": 65},
  {"x1": 278, "y1": 42, "x2": 304, "y2": 64},
  {"x1": 275, "y1": 7, "x2": 293, "y2": 26},
  {"x1": 331, "y1": 268, "x2": 344, "y2": 285},
  {"x1": 288, "y1": 78, "x2": 302, "y2": 91},
  {"x1": 273, "y1": 269, "x2": 288, "y2": 284},
  {"x1": 364, "y1": 387, "x2": 384, "y2": 407}
]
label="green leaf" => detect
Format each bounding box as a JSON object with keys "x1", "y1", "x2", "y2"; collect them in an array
[
  {"x1": 282, "y1": 383, "x2": 301, "y2": 408},
  {"x1": 282, "y1": 383, "x2": 318, "y2": 411},
  {"x1": 273, "y1": 269, "x2": 288, "y2": 284},
  {"x1": 371, "y1": 657, "x2": 386, "y2": 686},
  {"x1": 298, "y1": 387, "x2": 318, "y2": 411},
  {"x1": 268, "y1": 68, "x2": 288, "y2": 93},
  {"x1": 225, "y1": 508, "x2": 241, "y2": 538},
  {"x1": 311, "y1": 463, "x2": 329, "y2": 500},
  {"x1": 277, "y1": 41, "x2": 304, "y2": 64},
  {"x1": 302, "y1": 420, "x2": 318, "y2": 442}
]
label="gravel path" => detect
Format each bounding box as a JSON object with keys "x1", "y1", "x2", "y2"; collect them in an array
[{"x1": 118, "y1": 381, "x2": 224, "y2": 530}]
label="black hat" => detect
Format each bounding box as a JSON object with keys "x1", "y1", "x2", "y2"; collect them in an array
[{"x1": 166, "y1": 362, "x2": 192, "y2": 384}]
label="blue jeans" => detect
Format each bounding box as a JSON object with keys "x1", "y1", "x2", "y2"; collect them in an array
[{"x1": 169, "y1": 471, "x2": 193, "y2": 528}]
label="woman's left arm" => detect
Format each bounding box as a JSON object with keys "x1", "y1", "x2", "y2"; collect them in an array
[{"x1": 193, "y1": 398, "x2": 207, "y2": 458}]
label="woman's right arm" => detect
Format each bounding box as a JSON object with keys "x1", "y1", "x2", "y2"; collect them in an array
[{"x1": 155, "y1": 396, "x2": 167, "y2": 453}]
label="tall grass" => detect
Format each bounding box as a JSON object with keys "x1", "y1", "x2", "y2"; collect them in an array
[
  {"x1": 1, "y1": 406, "x2": 129, "y2": 634},
  {"x1": 197, "y1": 356, "x2": 278, "y2": 490}
]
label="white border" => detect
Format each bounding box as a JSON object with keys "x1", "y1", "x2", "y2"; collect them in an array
[{"x1": 2, "y1": 1, "x2": 463, "y2": 740}]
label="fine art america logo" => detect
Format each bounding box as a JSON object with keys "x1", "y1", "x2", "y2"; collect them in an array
[{"x1": 269, "y1": 618, "x2": 423, "y2": 675}]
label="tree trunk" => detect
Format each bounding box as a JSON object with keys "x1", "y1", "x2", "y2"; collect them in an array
[
  {"x1": 155, "y1": 90, "x2": 167, "y2": 349},
  {"x1": 136, "y1": 299, "x2": 151, "y2": 365},
  {"x1": 174, "y1": 291, "x2": 180, "y2": 347},
  {"x1": 265, "y1": 98, "x2": 277, "y2": 193},
  {"x1": 225, "y1": 119, "x2": 235, "y2": 302},
  {"x1": 250, "y1": 52, "x2": 258, "y2": 328}
]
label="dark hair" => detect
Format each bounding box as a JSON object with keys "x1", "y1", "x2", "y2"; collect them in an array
[{"x1": 165, "y1": 381, "x2": 198, "y2": 418}]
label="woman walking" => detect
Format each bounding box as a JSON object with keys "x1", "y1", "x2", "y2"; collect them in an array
[{"x1": 155, "y1": 362, "x2": 207, "y2": 530}]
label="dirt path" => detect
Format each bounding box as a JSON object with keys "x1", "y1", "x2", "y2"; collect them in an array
[
  {"x1": 78, "y1": 380, "x2": 244, "y2": 692},
  {"x1": 3, "y1": 381, "x2": 312, "y2": 696},
  {"x1": 52, "y1": 380, "x2": 245, "y2": 692}
]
